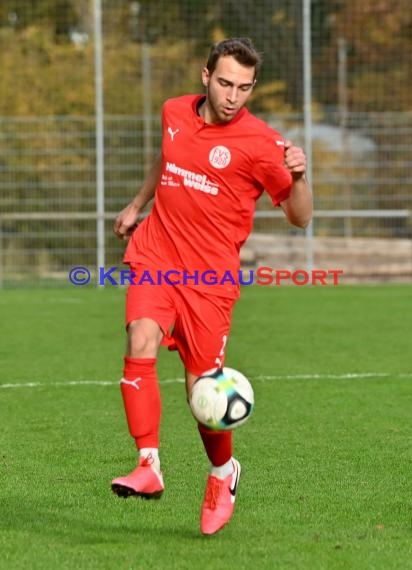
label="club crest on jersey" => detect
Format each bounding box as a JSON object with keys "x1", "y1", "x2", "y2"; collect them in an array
[{"x1": 209, "y1": 146, "x2": 231, "y2": 169}]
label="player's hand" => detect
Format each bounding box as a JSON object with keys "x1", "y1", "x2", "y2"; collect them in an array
[
  {"x1": 113, "y1": 202, "x2": 140, "y2": 241},
  {"x1": 284, "y1": 140, "x2": 307, "y2": 179}
]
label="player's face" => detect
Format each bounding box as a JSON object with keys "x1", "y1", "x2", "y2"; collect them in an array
[{"x1": 202, "y1": 56, "x2": 256, "y2": 124}]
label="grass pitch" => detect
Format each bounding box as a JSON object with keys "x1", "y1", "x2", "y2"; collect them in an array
[{"x1": 0, "y1": 284, "x2": 411, "y2": 570}]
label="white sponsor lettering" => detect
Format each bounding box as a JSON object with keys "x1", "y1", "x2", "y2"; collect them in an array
[{"x1": 165, "y1": 162, "x2": 219, "y2": 196}]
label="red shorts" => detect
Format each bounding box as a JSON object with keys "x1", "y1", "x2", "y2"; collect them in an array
[{"x1": 125, "y1": 265, "x2": 236, "y2": 376}]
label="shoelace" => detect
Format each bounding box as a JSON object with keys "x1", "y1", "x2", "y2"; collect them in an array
[{"x1": 204, "y1": 477, "x2": 224, "y2": 510}]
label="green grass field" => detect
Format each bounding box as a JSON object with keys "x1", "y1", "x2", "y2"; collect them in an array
[{"x1": 1, "y1": 285, "x2": 411, "y2": 570}]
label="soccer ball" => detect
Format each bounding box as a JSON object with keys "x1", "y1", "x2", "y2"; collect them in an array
[{"x1": 189, "y1": 367, "x2": 254, "y2": 430}]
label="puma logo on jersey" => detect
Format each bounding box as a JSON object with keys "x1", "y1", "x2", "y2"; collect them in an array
[{"x1": 168, "y1": 127, "x2": 180, "y2": 141}]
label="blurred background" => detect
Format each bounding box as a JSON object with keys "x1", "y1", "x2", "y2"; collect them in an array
[{"x1": 0, "y1": 0, "x2": 411, "y2": 286}]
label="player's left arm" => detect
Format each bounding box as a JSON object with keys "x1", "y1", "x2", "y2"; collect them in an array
[{"x1": 280, "y1": 140, "x2": 313, "y2": 229}]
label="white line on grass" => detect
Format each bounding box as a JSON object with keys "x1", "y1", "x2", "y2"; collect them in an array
[
  {"x1": 255, "y1": 372, "x2": 411, "y2": 381},
  {"x1": 1, "y1": 372, "x2": 411, "y2": 390},
  {"x1": 0, "y1": 378, "x2": 184, "y2": 389}
]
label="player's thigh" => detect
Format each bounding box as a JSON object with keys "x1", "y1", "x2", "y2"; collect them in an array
[
  {"x1": 174, "y1": 290, "x2": 235, "y2": 381},
  {"x1": 126, "y1": 265, "x2": 177, "y2": 354},
  {"x1": 126, "y1": 318, "x2": 164, "y2": 357}
]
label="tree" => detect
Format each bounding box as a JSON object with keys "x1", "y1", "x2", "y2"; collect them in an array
[{"x1": 315, "y1": 0, "x2": 412, "y2": 111}]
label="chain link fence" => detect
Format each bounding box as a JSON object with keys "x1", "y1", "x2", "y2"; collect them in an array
[{"x1": 1, "y1": 1, "x2": 411, "y2": 286}]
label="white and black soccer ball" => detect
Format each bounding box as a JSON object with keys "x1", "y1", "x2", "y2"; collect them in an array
[{"x1": 189, "y1": 367, "x2": 254, "y2": 430}]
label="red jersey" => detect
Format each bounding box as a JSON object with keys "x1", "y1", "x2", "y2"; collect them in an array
[{"x1": 124, "y1": 94, "x2": 292, "y2": 298}]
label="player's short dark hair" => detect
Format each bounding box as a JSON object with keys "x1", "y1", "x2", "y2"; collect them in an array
[{"x1": 206, "y1": 38, "x2": 262, "y2": 79}]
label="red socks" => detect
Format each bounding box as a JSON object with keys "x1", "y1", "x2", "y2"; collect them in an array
[
  {"x1": 120, "y1": 356, "x2": 161, "y2": 449},
  {"x1": 198, "y1": 423, "x2": 233, "y2": 467},
  {"x1": 120, "y1": 356, "x2": 232, "y2": 466}
]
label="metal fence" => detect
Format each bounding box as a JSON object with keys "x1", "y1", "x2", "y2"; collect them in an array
[{"x1": 1, "y1": 1, "x2": 411, "y2": 286}]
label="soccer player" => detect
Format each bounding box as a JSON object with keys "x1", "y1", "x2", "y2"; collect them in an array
[{"x1": 111, "y1": 38, "x2": 312, "y2": 535}]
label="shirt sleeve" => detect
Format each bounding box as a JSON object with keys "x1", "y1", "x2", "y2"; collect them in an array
[{"x1": 252, "y1": 136, "x2": 293, "y2": 207}]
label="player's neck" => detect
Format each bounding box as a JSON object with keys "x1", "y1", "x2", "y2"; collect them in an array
[
  {"x1": 196, "y1": 96, "x2": 208, "y2": 121},
  {"x1": 197, "y1": 97, "x2": 221, "y2": 125}
]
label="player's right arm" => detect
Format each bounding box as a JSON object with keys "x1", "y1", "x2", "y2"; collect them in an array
[{"x1": 113, "y1": 152, "x2": 162, "y2": 240}]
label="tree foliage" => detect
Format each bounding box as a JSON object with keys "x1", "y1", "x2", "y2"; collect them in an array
[
  {"x1": 0, "y1": 1, "x2": 411, "y2": 278},
  {"x1": 1, "y1": 0, "x2": 411, "y2": 116},
  {"x1": 316, "y1": 0, "x2": 412, "y2": 112}
]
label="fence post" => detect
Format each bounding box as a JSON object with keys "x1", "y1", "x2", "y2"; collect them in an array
[
  {"x1": 303, "y1": 0, "x2": 314, "y2": 273},
  {"x1": 142, "y1": 42, "x2": 153, "y2": 175},
  {"x1": 94, "y1": 0, "x2": 105, "y2": 284}
]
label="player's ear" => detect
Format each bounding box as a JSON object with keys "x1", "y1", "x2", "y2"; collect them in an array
[{"x1": 201, "y1": 67, "x2": 210, "y2": 87}]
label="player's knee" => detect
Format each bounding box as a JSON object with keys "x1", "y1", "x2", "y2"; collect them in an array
[{"x1": 127, "y1": 320, "x2": 161, "y2": 357}]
